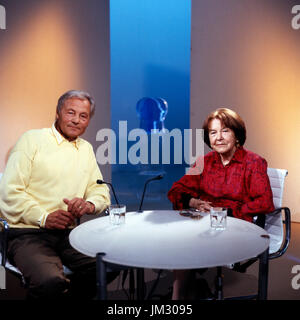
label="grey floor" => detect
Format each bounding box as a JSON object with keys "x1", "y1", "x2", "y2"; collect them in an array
[{"x1": 1, "y1": 222, "x2": 300, "y2": 300}]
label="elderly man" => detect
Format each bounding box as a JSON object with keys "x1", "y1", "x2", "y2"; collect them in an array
[{"x1": 0, "y1": 90, "x2": 116, "y2": 299}]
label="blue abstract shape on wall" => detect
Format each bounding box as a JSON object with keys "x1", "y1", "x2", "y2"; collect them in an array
[{"x1": 136, "y1": 97, "x2": 168, "y2": 133}]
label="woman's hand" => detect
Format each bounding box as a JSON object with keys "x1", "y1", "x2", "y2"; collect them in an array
[{"x1": 189, "y1": 198, "x2": 212, "y2": 212}]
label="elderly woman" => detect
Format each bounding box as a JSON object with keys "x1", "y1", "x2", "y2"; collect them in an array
[{"x1": 168, "y1": 108, "x2": 275, "y2": 300}]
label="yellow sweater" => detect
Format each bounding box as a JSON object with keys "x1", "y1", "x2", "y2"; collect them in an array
[{"x1": 0, "y1": 124, "x2": 110, "y2": 228}]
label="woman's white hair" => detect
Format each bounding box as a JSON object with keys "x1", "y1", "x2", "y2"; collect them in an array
[{"x1": 56, "y1": 90, "x2": 95, "y2": 117}]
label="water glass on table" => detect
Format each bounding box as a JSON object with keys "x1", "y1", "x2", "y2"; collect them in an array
[
  {"x1": 210, "y1": 207, "x2": 227, "y2": 230},
  {"x1": 109, "y1": 204, "x2": 126, "y2": 225}
]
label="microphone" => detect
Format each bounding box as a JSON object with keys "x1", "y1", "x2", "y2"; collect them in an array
[
  {"x1": 97, "y1": 179, "x2": 120, "y2": 206},
  {"x1": 138, "y1": 174, "x2": 164, "y2": 213}
]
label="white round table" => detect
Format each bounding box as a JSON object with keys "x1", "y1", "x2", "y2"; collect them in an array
[{"x1": 70, "y1": 210, "x2": 269, "y2": 270}]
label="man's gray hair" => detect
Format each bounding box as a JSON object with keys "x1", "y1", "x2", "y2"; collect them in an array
[{"x1": 56, "y1": 90, "x2": 96, "y2": 117}]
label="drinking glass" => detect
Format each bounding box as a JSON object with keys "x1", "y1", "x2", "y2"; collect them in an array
[
  {"x1": 210, "y1": 207, "x2": 227, "y2": 230},
  {"x1": 109, "y1": 204, "x2": 126, "y2": 225}
]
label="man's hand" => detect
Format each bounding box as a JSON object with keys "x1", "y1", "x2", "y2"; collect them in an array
[
  {"x1": 44, "y1": 210, "x2": 75, "y2": 230},
  {"x1": 63, "y1": 198, "x2": 95, "y2": 218},
  {"x1": 189, "y1": 198, "x2": 212, "y2": 212}
]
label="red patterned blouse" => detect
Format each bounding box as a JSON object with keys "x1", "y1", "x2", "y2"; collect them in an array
[{"x1": 167, "y1": 147, "x2": 275, "y2": 222}]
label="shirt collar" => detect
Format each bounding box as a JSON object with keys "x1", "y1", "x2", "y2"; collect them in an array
[
  {"x1": 212, "y1": 146, "x2": 246, "y2": 164},
  {"x1": 231, "y1": 146, "x2": 246, "y2": 163},
  {"x1": 51, "y1": 123, "x2": 80, "y2": 149}
]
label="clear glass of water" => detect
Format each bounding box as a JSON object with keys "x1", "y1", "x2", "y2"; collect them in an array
[
  {"x1": 109, "y1": 204, "x2": 126, "y2": 225},
  {"x1": 210, "y1": 207, "x2": 227, "y2": 230}
]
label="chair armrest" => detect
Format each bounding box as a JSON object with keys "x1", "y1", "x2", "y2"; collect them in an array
[
  {"x1": 99, "y1": 208, "x2": 109, "y2": 217},
  {"x1": 252, "y1": 214, "x2": 266, "y2": 228},
  {"x1": 0, "y1": 218, "x2": 9, "y2": 267},
  {"x1": 232, "y1": 207, "x2": 291, "y2": 272},
  {"x1": 268, "y1": 207, "x2": 291, "y2": 260}
]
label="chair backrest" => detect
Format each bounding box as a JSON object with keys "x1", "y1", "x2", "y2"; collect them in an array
[{"x1": 265, "y1": 168, "x2": 288, "y2": 254}]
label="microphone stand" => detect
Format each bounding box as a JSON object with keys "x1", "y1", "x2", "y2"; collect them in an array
[
  {"x1": 96, "y1": 179, "x2": 135, "y2": 295},
  {"x1": 97, "y1": 179, "x2": 136, "y2": 298},
  {"x1": 97, "y1": 179, "x2": 120, "y2": 207},
  {"x1": 137, "y1": 174, "x2": 164, "y2": 300},
  {"x1": 138, "y1": 174, "x2": 163, "y2": 212}
]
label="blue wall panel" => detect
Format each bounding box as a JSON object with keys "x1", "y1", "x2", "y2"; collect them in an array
[{"x1": 110, "y1": 0, "x2": 191, "y2": 210}]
